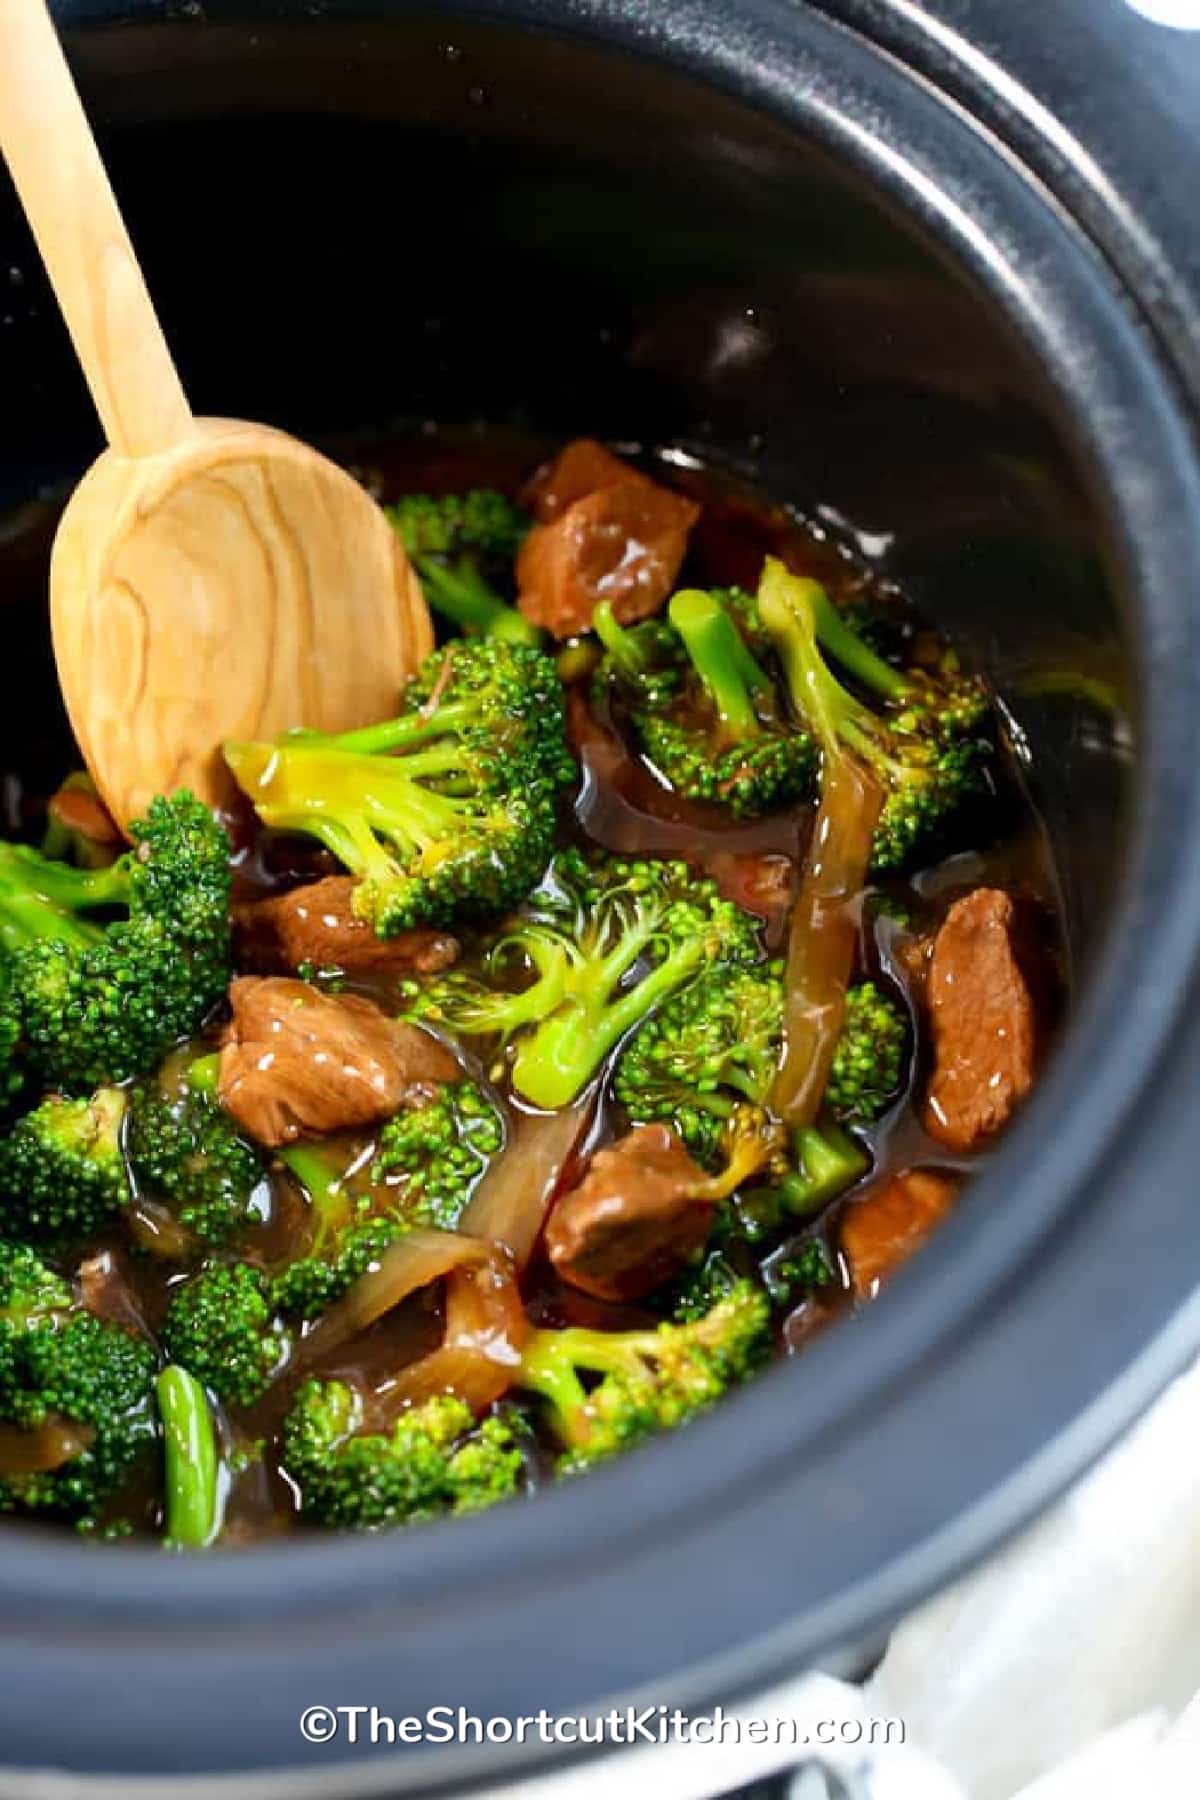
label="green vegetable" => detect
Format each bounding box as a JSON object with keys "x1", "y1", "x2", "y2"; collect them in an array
[
  {"x1": 161, "y1": 1263, "x2": 284, "y2": 1408},
  {"x1": 759, "y1": 560, "x2": 991, "y2": 873},
  {"x1": 372, "y1": 1082, "x2": 504, "y2": 1230},
  {"x1": 413, "y1": 848, "x2": 764, "y2": 1111},
  {"x1": 825, "y1": 982, "x2": 908, "y2": 1125},
  {"x1": 157, "y1": 1364, "x2": 221, "y2": 1549},
  {"x1": 126, "y1": 1078, "x2": 265, "y2": 1248},
  {"x1": 281, "y1": 1385, "x2": 524, "y2": 1530},
  {"x1": 0, "y1": 1088, "x2": 128, "y2": 1239},
  {"x1": 777, "y1": 1124, "x2": 869, "y2": 1216},
  {"x1": 0, "y1": 792, "x2": 230, "y2": 1093},
  {"x1": 518, "y1": 1280, "x2": 771, "y2": 1471},
  {"x1": 595, "y1": 590, "x2": 815, "y2": 818},
  {"x1": 0, "y1": 1240, "x2": 156, "y2": 1524},
  {"x1": 224, "y1": 638, "x2": 573, "y2": 935},
  {"x1": 763, "y1": 1238, "x2": 838, "y2": 1307},
  {"x1": 615, "y1": 964, "x2": 907, "y2": 1159},
  {"x1": 385, "y1": 490, "x2": 538, "y2": 645},
  {"x1": 272, "y1": 1081, "x2": 503, "y2": 1321}
]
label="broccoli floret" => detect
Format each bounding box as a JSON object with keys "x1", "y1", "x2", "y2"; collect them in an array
[
  {"x1": 269, "y1": 1140, "x2": 386, "y2": 1320},
  {"x1": 703, "y1": 1120, "x2": 867, "y2": 1248},
  {"x1": 416, "y1": 849, "x2": 764, "y2": 1111},
  {"x1": 126, "y1": 1080, "x2": 266, "y2": 1248},
  {"x1": 282, "y1": 1383, "x2": 524, "y2": 1530},
  {"x1": 0, "y1": 1240, "x2": 156, "y2": 1523},
  {"x1": 271, "y1": 1085, "x2": 502, "y2": 1320},
  {"x1": 646, "y1": 588, "x2": 815, "y2": 816},
  {"x1": 372, "y1": 1082, "x2": 503, "y2": 1230},
  {"x1": 518, "y1": 1280, "x2": 770, "y2": 1471},
  {"x1": 224, "y1": 639, "x2": 573, "y2": 936},
  {"x1": 614, "y1": 962, "x2": 783, "y2": 1162},
  {"x1": 591, "y1": 600, "x2": 685, "y2": 710},
  {"x1": 670, "y1": 1230, "x2": 837, "y2": 1321},
  {"x1": 762, "y1": 1237, "x2": 839, "y2": 1307},
  {"x1": 615, "y1": 964, "x2": 906, "y2": 1157},
  {"x1": 0, "y1": 953, "x2": 22, "y2": 1107},
  {"x1": 596, "y1": 590, "x2": 815, "y2": 818},
  {"x1": 668, "y1": 1246, "x2": 746, "y2": 1322},
  {"x1": 0, "y1": 1088, "x2": 127, "y2": 1240},
  {"x1": 758, "y1": 559, "x2": 991, "y2": 873},
  {"x1": 161, "y1": 1262, "x2": 284, "y2": 1408},
  {"x1": 386, "y1": 490, "x2": 539, "y2": 645},
  {"x1": 0, "y1": 792, "x2": 231, "y2": 1093},
  {"x1": 271, "y1": 1213, "x2": 405, "y2": 1323},
  {"x1": 825, "y1": 981, "x2": 908, "y2": 1124}
]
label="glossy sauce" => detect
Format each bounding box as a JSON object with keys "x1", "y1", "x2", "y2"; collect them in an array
[{"x1": 0, "y1": 430, "x2": 1066, "y2": 1540}]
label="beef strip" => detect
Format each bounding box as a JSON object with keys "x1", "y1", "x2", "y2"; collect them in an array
[
  {"x1": 840, "y1": 1169, "x2": 961, "y2": 1298},
  {"x1": 922, "y1": 887, "x2": 1036, "y2": 1152},
  {"x1": 524, "y1": 439, "x2": 637, "y2": 523},
  {"x1": 516, "y1": 439, "x2": 699, "y2": 638},
  {"x1": 218, "y1": 977, "x2": 458, "y2": 1147},
  {"x1": 233, "y1": 876, "x2": 460, "y2": 978},
  {"x1": 544, "y1": 1123, "x2": 714, "y2": 1302}
]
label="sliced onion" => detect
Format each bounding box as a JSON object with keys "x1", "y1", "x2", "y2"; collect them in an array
[
  {"x1": 294, "y1": 1227, "x2": 493, "y2": 1368},
  {"x1": 372, "y1": 1254, "x2": 529, "y2": 1420},
  {"x1": 0, "y1": 1415, "x2": 94, "y2": 1477},
  {"x1": 297, "y1": 1105, "x2": 590, "y2": 1417},
  {"x1": 125, "y1": 1197, "x2": 193, "y2": 1261},
  {"x1": 772, "y1": 755, "x2": 883, "y2": 1126},
  {"x1": 459, "y1": 1097, "x2": 592, "y2": 1268}
]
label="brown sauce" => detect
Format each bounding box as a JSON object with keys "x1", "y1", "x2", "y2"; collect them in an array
[{"x1": 0, "y1": 429, "x2": 1065, "y2": 1541}]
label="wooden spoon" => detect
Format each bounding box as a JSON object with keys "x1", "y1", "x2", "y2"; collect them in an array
[{"x1": 0, "y1": 0, "x2": 432, "y2": 831}]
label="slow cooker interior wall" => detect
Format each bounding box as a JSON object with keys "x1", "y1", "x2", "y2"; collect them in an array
[{"x1": 0, "y1": 13, "x2": 1132, "y2": 966}]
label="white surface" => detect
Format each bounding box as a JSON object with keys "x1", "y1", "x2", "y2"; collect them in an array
[
  {"x1": 855, "y1": 1355, "x2": 1200, "y2": 1797},
  {"x1": 1123, "y1": 0, "x2": 1200, "y2": 27}
]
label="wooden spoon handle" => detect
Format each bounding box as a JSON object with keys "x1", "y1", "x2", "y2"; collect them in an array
[{"x1": 0, "y1": 0, "x2": 191, "y2": 457}]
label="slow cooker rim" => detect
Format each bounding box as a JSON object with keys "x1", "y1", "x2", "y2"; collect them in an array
[
  {"x1": 2, "y1": 0, "x2": 1199, "y2": 1784},
  {"x1": 13, "y1": 0, "x2": 1198, "y2": 1623}
]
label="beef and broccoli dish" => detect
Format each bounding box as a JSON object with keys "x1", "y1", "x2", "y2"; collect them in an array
[{"x1": 0, "y1": 435, "x2": 1060, "y2": 1545}]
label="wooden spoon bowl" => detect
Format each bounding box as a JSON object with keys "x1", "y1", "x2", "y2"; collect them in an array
[
  {"x1": 0, "y1": 0, "x2": 431, "y2": 831},
  {"x1": 52, "y1": 420, "x2": 431, "y2": 827}
]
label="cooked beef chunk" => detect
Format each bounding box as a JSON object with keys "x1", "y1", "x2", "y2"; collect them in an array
[
  {"x1": 517, "y1": 439, "x2": 698, "y2": 638},
  {"x1": 840, "y1": 1169, "x2": 960, "y2": 1297},
  {"x1": 544, "y1": 1124, "x2": 714, "y2": 1302},
  {"x1": 923, "y1": 888, "x2": 1036, "y2": 1152},
  {"x1": 218, "y1": 977, "x2": 458, "y2": 1146},
  {"x1": 233, "y1": 876, "x2": 459, "y2": 978}
]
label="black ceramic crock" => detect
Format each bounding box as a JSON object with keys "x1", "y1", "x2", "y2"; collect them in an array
[{"x1": 1, "y1": 1, "x2": 1200, "y2": 1790}]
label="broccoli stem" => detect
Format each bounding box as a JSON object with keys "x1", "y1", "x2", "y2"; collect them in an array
[
  {"x1": 592, "y1": 601, "x2": 650, "y2": 679},
  {"x1": 810, "y1": 586, "x2": 909, "y2": 703},
  {"x1": 0, "y1": 845, "x2": 124, "y2": 952},
  {"x1": 418, "y1": 558, "x2": 540, "y2": 646},
  {"x1": 157, "y1": 1364, "x2": 221, "y2": 1549},
  {"x1": 668, "y1": 589, "x2": 770, "y2": 740},
  {"x1": 778, "y1": 1123, "x2": 868, "y2": 1215},
  {"x1": 278, "y1": 1142, "x2": 354, "y2": 1254},
  {"x1": 511, "y1": 938, "x2": 705, "y2": 1111},
  {"x1": 222, "y1": 740, "x2": 482, "y2": 871},
  {"x1": 323, "y1": 697, "x2": 482, "y2": 757}
]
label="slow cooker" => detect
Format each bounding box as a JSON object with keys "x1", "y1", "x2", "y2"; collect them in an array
[{"x1": 1, "y1": 0, "x2": 1199, "y2": 1790}]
